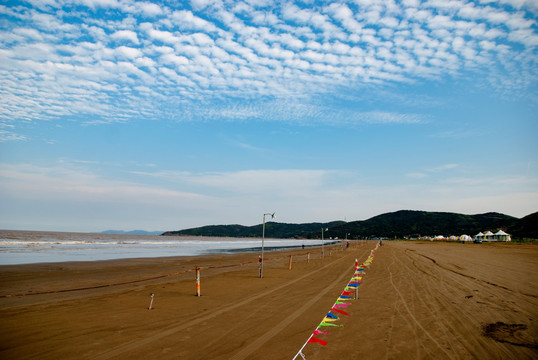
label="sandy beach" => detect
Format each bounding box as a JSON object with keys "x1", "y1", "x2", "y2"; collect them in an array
[{"x1": 0, "y1": 241, "x2": 536, "y2": 359}]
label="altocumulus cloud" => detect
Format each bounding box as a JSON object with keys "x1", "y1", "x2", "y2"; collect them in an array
[{"x1": 0, "y1": 0, "x2": 537, "y2": 132}]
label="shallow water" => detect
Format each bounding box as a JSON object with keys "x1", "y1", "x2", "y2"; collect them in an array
[{"x1": 0, "y1": 230, "x2": 333, "y2": 265}]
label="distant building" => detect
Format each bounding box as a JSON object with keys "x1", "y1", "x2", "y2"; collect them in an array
[
  {"x1": 474, "y1": 230, "x2": 511, "y2": 242},
  {"x1": 493, "y1": 230, "x2": 511, "y2": 241}
]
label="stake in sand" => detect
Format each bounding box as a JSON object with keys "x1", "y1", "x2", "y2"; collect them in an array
[
  {"x1": 148, "y1": 293, "x2": 154, "y2": 310},
  {"x1": 195, "y1": 267, "x2": 200, "y2": 297}
]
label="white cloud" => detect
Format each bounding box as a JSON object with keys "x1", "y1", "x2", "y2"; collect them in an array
[
  {"x1": 0, "y1": 0, "x2": 535, "y2": 127},
  {"x1": 1, "y1": 160, "x2": 536, "y2": 231},
  {"x1": 359, "y1": 111, "x2": 423, "y2": 124},
  {"x1": 111, "y1": 30, "x2": 139, "y2": 44},
  {"x1": 116, "y1": 45, "x2": 142, "y2": 59},
  {"x1": 0, "y1": 163, "x2": 206, "y2": 203},
  {"x1": 171, "y1": 10, "x2": 218, "y2": 32},
  {"x1": 145, "y1": 26, "x2": 178, "y2": 44},
  {"x1": 0, "y1": 130, "x2": 27, "y2": 142}
]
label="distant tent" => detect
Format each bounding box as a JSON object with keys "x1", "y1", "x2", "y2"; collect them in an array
[
  {"x1": 459, "y1": 235, "x2": 472, "y2": 242},
  {"x1": 493, "y1": 230, "x2": 511, "y2": 242},
  {"x1": 475, "y1": 230, "x2": 511, "y2": 242},
  {"x1": 483, "y1": 231, "x2": 494, "y2": 242}
]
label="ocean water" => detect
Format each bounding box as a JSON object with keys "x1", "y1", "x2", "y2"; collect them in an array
[{"x1": 0, "y1": 230, "x2": 333, "y2": 265}]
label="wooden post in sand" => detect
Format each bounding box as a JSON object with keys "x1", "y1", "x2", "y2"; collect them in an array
[
  {"x1": 307, "y1": 252, "x2": 310, "y2": 263},
  {"x1": 288, "y1": 255, "x2": 293, "y2": 270},
  {"x1": 148, "y1": 293, "x2": 154, "y2": 310},
  {"x1": 195, "y1": 267, "x2": 200, "y2": 297}
]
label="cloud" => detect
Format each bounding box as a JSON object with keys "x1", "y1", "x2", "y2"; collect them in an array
[
  {"x1": 110, "y1": 30, "x2": 140, "y2": 44},
  {"x1": 0, "y1": 0, "x2": 536, "y2": 130},
  {"x1": 0, "y1": 130, "x2": 27, "y2": 142},
  {"x1": 1, "y1": 161, "x2": 536, "y2": 231},
  {"x1": 0, "y1": 163, "x2": 207, "y2": 205},
  {"x1": 358, "y1": 111, "x2": 423, "y2": 124}
]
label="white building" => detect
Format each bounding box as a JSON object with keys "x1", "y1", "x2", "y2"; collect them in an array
[
  {"x1": 474, "y1": 230, "x2": 511, "y2": 242},
  {"x1": 493, "y1": 230, "x2": 511, "y2": 242}
]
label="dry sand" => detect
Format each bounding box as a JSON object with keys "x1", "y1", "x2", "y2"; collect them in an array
[{"x1": 0, "y1": 241, "x2": 536, "y2": 359}]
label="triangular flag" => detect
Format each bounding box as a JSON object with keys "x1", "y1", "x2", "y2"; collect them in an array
[
  {"x1": 333, "y1": 303, "x2": 350, "y2": 309},
  {"x1": 308, "y1": 337, "x2": 328, "y2": 346},
  {"x1": 323, "y1": 317, "x2": 338, "y2": 322},
  {"x1": 318, "y1": 322, "x2": 342, "y2": 327},
  {"x1": 313, "y1": 329, "x2": 329, "y2": 335},
  {"x1": 326, "y1": 312, "x2": 338, "y2": 319},
  {"x1": 331, "y1": 308, "x2": 350, "y2": 316}
]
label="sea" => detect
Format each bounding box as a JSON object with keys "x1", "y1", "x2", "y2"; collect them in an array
[{"x1": 0, "y1": 230, "x2": 334, "y2": 265}]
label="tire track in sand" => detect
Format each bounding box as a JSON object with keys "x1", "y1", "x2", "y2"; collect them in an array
[
  {"x1": 94, "y1": 250, "x2": 365, "y2": 360},
  {"x1": 228, "y1": 253, "x2": 358, "y2": 360},
  {"x1": 388, "y1": 250, "x2": 455, "y2": 360}
]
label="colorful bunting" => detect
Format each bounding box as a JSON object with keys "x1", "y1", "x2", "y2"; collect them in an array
[{"x1": 291, "y1": 241, "x2": 381, "y2": 360}]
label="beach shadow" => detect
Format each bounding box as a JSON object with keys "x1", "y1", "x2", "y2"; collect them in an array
[{"x1": 482, "y1": 322, "x2": 538, "y2": 349}]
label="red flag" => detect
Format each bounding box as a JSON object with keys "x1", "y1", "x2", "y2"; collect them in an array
[
  {"x1": 331, "y1": 308, "x2": 350, "y2": 316},
  {"x1": 308, "y1": 337, "x2": 328, "y2": 346},
  {"x1": 341, "y1": 290, "x2": 355, "y2": 296}
]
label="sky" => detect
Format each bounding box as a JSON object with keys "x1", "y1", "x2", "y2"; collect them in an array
[{"x1": 0, "y1": 0, "x2": 537, "y2": 233}]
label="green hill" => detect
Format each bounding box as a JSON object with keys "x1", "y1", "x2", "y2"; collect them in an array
[
  {"x1": 507, "y1": 211, "x2": 538, "y2": 240},
  {"x1": 162, "y1": 221, "x2": 345, "y2": 238},
  {"x1": 319, "y1": 210, "x2": 518, "y2": 239},
  {"x1": 162, "y1": 210, "x2": 537, "y2": 240}
]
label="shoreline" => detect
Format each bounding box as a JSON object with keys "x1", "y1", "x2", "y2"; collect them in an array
[
  {"x1": 0, "y1": 242, "x2": 348, "y2": 303},
  {"x1": 0, "y1": 228, "x2": 341, "y2": 265},
  {"x1": 1, "y1": 241, "x2": 536, "y2": 359}
]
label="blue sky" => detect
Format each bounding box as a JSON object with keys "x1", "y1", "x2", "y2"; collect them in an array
[{"x1": 0, "y1": 0, "x2": 537, "y2": 232}]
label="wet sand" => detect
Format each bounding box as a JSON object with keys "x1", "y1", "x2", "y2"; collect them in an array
[{"x1": 0, "y1": 241, "x2": 536, "y2": 359}]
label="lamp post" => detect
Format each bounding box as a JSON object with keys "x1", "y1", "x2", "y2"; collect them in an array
[
  {"x1": 260, "y1": 212, "x2": 275, "y2": 278},
  {"x1": 321, "y1": 227, "x2": 328, "y2": 258}
]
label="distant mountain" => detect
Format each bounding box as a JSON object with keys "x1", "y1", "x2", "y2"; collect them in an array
[
  {"x1": 507, "y1": 211, "x2": 538, "y2": 239},
  {"x1": 162, "y1": 210, "x2": 538, "y2": 240},
  {"x1": 322, "y1": 210, "x2": 519, "y2": 239},
  {"x1": 162, "y1": 221, "x2": 345, "y2": 238},
  {"x1": 101, "y1": 230, "x2": 164, "y2": 235}
]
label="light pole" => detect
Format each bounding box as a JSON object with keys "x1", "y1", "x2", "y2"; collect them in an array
[
  {"x1": 260, "y1": 212, "x2": 275, "y2": 278},
  {"x1": 321, "y1": 227, "x2": 328, "y2": 258}
]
